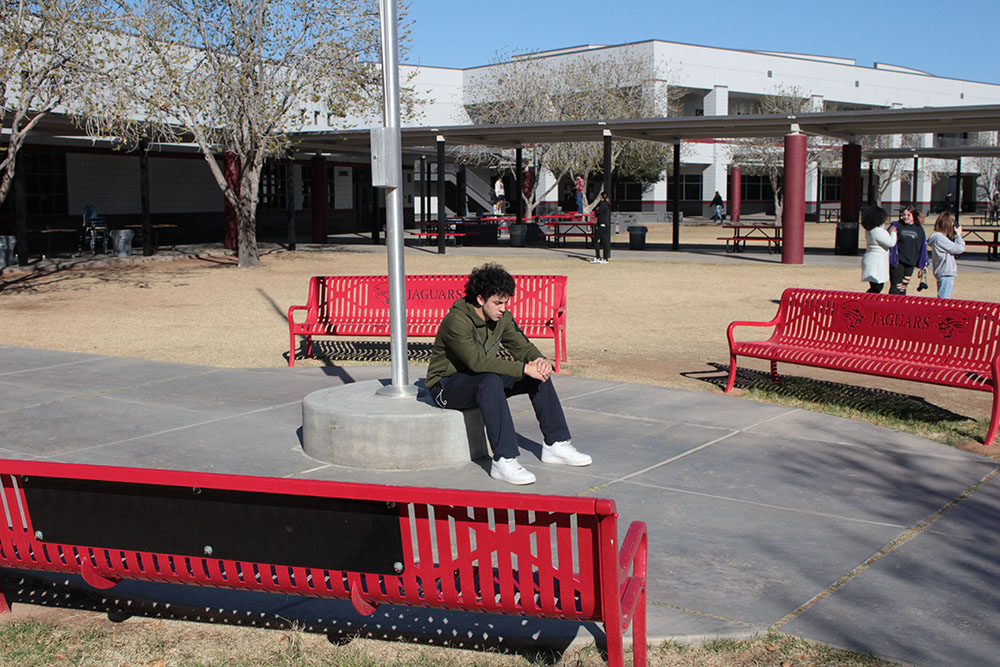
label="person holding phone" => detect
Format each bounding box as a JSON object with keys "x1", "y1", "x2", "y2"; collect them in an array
[{"x1": 927, "y1": 212, "x2": 966, "y2": 298}]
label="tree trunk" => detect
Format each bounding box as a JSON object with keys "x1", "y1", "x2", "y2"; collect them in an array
[{"x1": 237, "y1": 163, "x2": 262, "y2": 268}]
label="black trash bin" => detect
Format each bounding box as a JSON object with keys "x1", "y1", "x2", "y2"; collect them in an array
[
  {"x1": 627, "y1": 225, "x2": 648, "y2": 250},
  {"x1": 508, "y1": 223, "x2": 526, "y2": 247},
  {"x1": 464, "y1": 222, "x2": 498, "y2": 246},
  {"x1": 834, "y1": 221, "x2": 859, "y2": 256}
]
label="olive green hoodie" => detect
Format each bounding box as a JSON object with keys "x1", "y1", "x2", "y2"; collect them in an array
[{"x1": 425, "y1": 298, "x2": 543, "y2": 389}]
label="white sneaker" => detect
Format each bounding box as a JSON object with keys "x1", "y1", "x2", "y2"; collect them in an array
[
  {"x1": 541, "y1": 440, "x2": 593, "y2": 466},
  {"x1": 490, "y1": 457, "x2": 536, "y2": 485},
  {"x1": 590, "y1": 257, "x2": 602, "y2": 263}
]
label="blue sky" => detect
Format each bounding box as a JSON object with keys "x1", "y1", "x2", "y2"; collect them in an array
[{"x1": 404, "y1": 0, "x2": 998, "y2": 85}]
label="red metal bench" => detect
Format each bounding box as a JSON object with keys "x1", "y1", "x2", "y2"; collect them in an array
[
  {"x1": 0, "y1": 459, "x2": 647, "y2": 666},
  {"x1": 725, "y1": 288, "x2": 1000, "y2": 445},
  {"x1": 287, "y1": 274, "x2": 569, "y2": 372}
]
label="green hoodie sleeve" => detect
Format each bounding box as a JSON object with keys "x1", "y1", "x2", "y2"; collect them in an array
[
  {"x1": 437, "y1": 308, "x2": 526, "y2": 378},
  {"x1": 499, "y1": 315, "x2": 544, "y2": 364}
]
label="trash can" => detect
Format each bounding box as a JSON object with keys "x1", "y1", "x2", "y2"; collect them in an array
[
  {"x1": 627, "y1": 225, "x2": 648, "y2": 250},
  {"x1": 834, "y1": 221, "x2": 859, "y2": 256},
  {"x1": 111, "y1": 229, "x2": 134, "y2": 257},
  {"x1": 508, "y1": 223, "x2": 526, "y2": 247},
  {"x1": 0, "y1": 235, "x2": 14, "y2": 268}
]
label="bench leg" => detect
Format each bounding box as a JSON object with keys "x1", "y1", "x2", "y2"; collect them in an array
[
  {"x1": 725, "y1": 355, "x2": 738, "y2": 392},
  {"x1": 288, "y1": 333, "x2": 297, "y2": 367},
  {"x1": 770, "y1": 360, "x2": 780, "y2": 384},
  {"x1": 0, "y1": 588, "x2": 9, "y2": 614},
  {"x1": 987, "y1": 388, "x2": 999, "y2": 446}
]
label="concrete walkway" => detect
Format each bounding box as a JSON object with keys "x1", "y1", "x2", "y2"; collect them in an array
[{"x1": 1, "y1": 344, "x2": 998, "y2": 666}]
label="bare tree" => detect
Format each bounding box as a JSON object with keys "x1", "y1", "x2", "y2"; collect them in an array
[
  {"x1": 969, "y1": 131, "x2": 1000, "y2": 217},
  {"x1": 88, "y1": 0, "x2": 399, "y2": 268},
  {"x1": 729, "y1": 86, "x2": 839, "y2": 222},
  {"x1": 861, "y1": 133, "x2": 924, "y2": 205},
  {"x1": 1, "y1": 0, "x2": 106, "y2": 208},
  {"x1": 461, "y1": 50, "x2": 679, "y2": 218}
]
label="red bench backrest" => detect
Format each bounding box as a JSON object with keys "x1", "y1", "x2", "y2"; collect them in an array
[
  {"x1": 309, "y1": 275, "x2": 566, "y2": 337},
  {"x1": 774, "y1": 288, "x2": 1000, "y2": 365},
  {"x1": 0, "y1": 459, "x2": 611, "y2": 621}
]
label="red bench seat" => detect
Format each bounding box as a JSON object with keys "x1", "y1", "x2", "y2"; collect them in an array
[{"x1": 726, "y1": 288, "x2": 1000, "y2": 445}]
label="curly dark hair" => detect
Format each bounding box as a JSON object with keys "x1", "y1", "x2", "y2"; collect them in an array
[
  {"x1": 464, "y1": 263, "x2": 516, "y2": 304},
  {"x1": 860, "y1": 206, "x2": 888, "y2": 231}
]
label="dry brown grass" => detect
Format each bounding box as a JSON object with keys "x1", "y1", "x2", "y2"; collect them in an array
[{"x1": 1, "y1": 223, "x2": 995, "y2": 447}]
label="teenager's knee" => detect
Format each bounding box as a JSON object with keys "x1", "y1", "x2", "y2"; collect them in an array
[{"x1": 475, "y1": 373, "x2": 506, "y2": 403}]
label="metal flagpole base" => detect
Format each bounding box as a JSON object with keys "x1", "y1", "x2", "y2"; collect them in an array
[{"x1": 375, "y1": 383, "x2": 419, "y2": 398}]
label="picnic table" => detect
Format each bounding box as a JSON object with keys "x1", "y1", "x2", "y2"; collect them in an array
[
  {"x1": 961, "y1": 225, "x2": 1000, "y2": 261},
  {"x1": 535, "y1": 213, "x2": 596, "y2": 247},
  {"x1": 718, "y1": 223, "x2": 782, "y2": 253}
]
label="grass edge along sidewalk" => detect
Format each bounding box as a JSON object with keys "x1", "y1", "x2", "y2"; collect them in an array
[{"x1": 0, "y1": 617, "x2": 901, "y2": 666}]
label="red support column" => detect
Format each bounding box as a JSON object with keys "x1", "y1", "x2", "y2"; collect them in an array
[
  {"x1": 841, "y1": 143, "x2": 861, "y2": 223},
  {"x1": 782, "y1": 133, "x2": 806, "y2": 265},
  {"x1": 730, "y1": 166, "x2": 742, "y2": 223},
  {"x1": 311, "y1": 155, "x2": 327, "y2": 244},
  {"x1": 223, "y1": 152, "x2": 240, "y2": 252},
  {"x1": 835, "y1": 143, "x2": 862, "y2": 256}
]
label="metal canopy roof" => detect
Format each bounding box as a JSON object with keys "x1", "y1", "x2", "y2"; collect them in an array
[
  {"x1": 290, "y1": 104, "x2": 1000, "y2": 154},
  {"x1": 11, "y1": 104, "x2": 1000, "y2": 157},
  {"x1": 864, "y1": 145, "x2": 1000, "y2": 159}
]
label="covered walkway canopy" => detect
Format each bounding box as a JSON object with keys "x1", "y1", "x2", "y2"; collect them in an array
[
  {"x1": 293, "y1": 104, "x2": 1000, "y2": 262},
  {"x1": 291, "y1": 104, "x2": 1000, "y2": 152}
]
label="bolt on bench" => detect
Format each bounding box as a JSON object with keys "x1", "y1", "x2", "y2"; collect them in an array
[
  {"x1": 287, "y1": 274, "x2": 569, "y2": 372},
  {"x1": 0, "y1": 459, "x2": 647, "y2": 666},
  {"x1": 725, "y1": 288, "x2": 1000, "y2": 445}
]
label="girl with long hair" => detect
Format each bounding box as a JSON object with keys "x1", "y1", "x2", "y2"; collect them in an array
[{"x1": 927, "y1": 212, "x2": 966, "y2": 298}]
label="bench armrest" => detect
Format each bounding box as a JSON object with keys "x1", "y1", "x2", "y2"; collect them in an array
[
  {"x1": 726, "y1": 313, "x2": 783, "y2": 353},
  {"x1": 617, "y1": 520, "x2": 647, "y2": 634},
  {"x1": 287, "y1": 304, "x2": 311, "y2": 327}
]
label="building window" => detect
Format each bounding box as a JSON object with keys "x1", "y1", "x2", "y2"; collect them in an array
[
  {"x1": 258, "y1": 161, "x2": 288, "y2": 210},
  {"x1": 614, "y1": 181, "x2": 644, "y2": 212},
  {"x1": 821, "y1": 175, "x2": 842, "y2": 202},
  {"x1": 935, "y1": 132, "x2": 970, "y2": 148},
  {"x1": 740, "y1": 174, "x2": 776, "y2": 202},
  {"x1": 299, "y1": 164, "x2": 335, "y2": 209},
  {"x1": 666, "y1": 173, "x2": 703, "y2": 201},
  {"x1": 25, "y1": 152, "x2": 68, "y2": 216}
]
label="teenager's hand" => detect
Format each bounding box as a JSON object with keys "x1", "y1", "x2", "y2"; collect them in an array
[{"x1": 525, "y1": 357, "x2": 553, "y2": 382}]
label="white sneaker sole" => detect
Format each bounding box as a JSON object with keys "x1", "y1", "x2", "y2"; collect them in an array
[
  {"x1": 490, "y1": 469, "x2": 536, "y2": 485},
  {"x1": 541, "y1": 451, "x2": 593, "y2": 466}
]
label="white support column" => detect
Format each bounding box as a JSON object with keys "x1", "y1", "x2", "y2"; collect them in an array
[
  {"x1": 702, "y1": 86, "x2": 729, "y2": 217},
  {"x1": 651, "y1": 174, "x2": 668, "y2": 216},
  {"x1": 536, "y1": 169, "x2": 559, "y2": 213},
  {"x1": 810, "y1": 94, "x2": 824, "y2": 112},
  {"x1": 806, "y1": 161, "x2": 819, "y2": 216}
]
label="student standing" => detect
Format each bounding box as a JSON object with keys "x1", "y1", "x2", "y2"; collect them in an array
[
  {"x1": 888, "y1": 205, "x2": 928, "y2": 294},
  {"x1": 493, "y1": 176, "x2": 505, "y2": 215},
  {"x1": 590, "y1": 192, "x2": 611, "y2": 264},
  {"x1": 710, "y1": 191, "x2": 724, "y2": 222},
  {"x1": 927, "y1": 212, "x2": 966, "y2": 298},
  {"x1": 860, "y1": 206, "x2": 896, "y2": 293},
  {"x1": 575, "y1": 175, "x2": 586, "y2": 214}
]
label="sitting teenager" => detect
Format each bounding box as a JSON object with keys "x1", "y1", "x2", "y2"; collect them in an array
[{"x1": 425, "y1": 263, "x2": 592, "y2": 485}]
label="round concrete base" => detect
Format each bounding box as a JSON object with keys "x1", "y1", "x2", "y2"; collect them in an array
[{"x1": 301, "y1": 380, "x2": 488, "y2": 470}]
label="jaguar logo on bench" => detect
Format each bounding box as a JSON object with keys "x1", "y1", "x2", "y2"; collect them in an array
[
  {"x1": 836, "y1": 301, "x2": 971, "y2": 344},
  {"x1": 368, "y1": 282, "x2": 464, "y2": 309}
]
